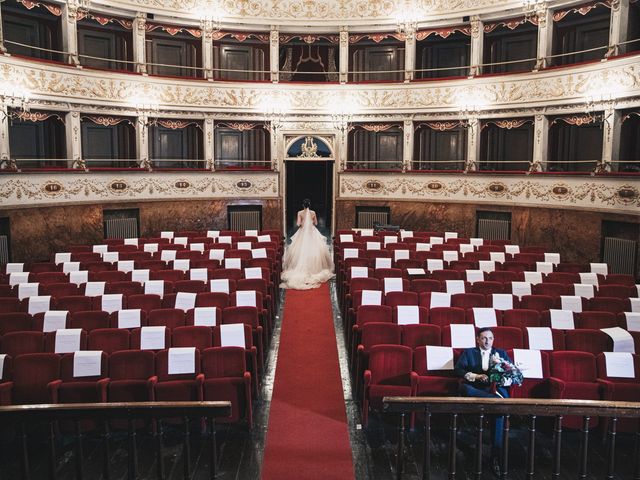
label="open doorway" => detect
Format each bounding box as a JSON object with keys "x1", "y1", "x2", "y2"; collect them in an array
[{"x1": 285, "y1": 160, "x2": 333, "y2": 237}]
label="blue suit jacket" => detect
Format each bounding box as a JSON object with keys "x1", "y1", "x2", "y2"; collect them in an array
[{"x1": 454, "y1": 347, "x2": 511, "y2": 381}]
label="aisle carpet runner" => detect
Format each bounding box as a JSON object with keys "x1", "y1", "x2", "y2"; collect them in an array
[{"x1": 261, "y1": 282, "x2": 355, "y2": 479}]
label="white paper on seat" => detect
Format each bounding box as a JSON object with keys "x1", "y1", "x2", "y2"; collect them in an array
[
  {"x1": 69, "y1": 270, "x2": 88, "y2": 285},
  {"x1": 351, "y1": 266, "x2": 369, "y2": 278},
  {"x1": 359, "y1": 229, "x2": 374, "y2": 237},
  {"x1": 93, "y1": 245, "x2": 109, "y2": 254},
  {"x1": 426, "y1": 259, "x2": 444, "y2": 272},
  {"x1": 590, "y1": 263, "x2": 608, "y2": 275},
  {"x1": 225, "y1": 258, "x2": 242, "y2": 269},
  {"x1": 573, "y1": 284, "x2": 595, "y2": 299},
  {"x1": 207, "y1": 230, "x2": 220, "y2": 238},
  {"x1": 466, "y1": 270, "x2": 484, "y2": 284},
  {"x1": 560, "y1": 296, "x2": 583, "y2": 313},
  {"x1": 450, "y1": 324, "x2": 476, "y2": 348},
  {"x1": 85, "y1": 281, "x2": 106, "y2": 297},
  {"x1": 244, "y1": 267, "x2": 262, "y2": 280},
  {"x1": 339, "y1": 234, "x2": 354, "y2": 243},
  {"x1": 513, "y1": 349, "x2": 543, "y2": 379},
  {"x1": 636, "y1": 285, "x2": 640, "y2": 298},
  {"x1": 444, "y1": 232, "x2": 458, "y2": 241},
  {"x1": 366, "y1": 242, "x2": 381, "y2": 251},
  {"x1": 55, "y1": 253, "x2": 72, "y2": 265},
  {"x1": 375, "y1": 258, "x2": 392, "y2": 269},
  {"x1": 218, "y1": 236, "x2": 233, "y2": 244},
  {"x1": 443, "y1": 251, "x2": 459, "y2": 263},
  {"x1": 43, "y1": 311, "x2": 68, "y2": 332},
  {"x1": 479, "y1": 261, "x2": 496, "y2": 273},
  {"x1": 210, "y1": 279, "x2": 230, "y2": 294},
  {"x1": 536, "y1": 262, "x2": 554, "y2": 274},
  {"x1": 400, "y1": 231, "x2": 413, "y2": 239},
  {"x1": 6, "y1": 263, "x2": 24, "y2": 273},
  {"x1": 343, "y1": 248, "x2": 358, "y2": 260},
  {"x1": 54, "y1": 328, "x2": 82, "y2": 354},
  {"x1": 131, "y1": 269, "x2": 150, "y2": 283},
  {"x1": 603, "y1": 352, "x2": 635, "y2": 378},
  {"x1": 394, "y1": 250, "x2": 410, "y2": 261},
  {"x1": 62, "y1": 262, "x2": 81, "y2": 273},
  {"x1": 511, "y1": 282, "x2": 531, "y2": 298},
  {"x1": 190, "y1": 268, "x2": 208, "y2": 282},
  {"x1": 18, "y1": 283, "x2": 39, "y2": 301},
  {"x1": 118, "y1": 309, "x2": 141, "y2": 329},
  {"x1": 168, "y1": 347, "x2": 196, "y2": 374},
  {"x1": 490, "y1": 252, "x2": 506, "y2": 263},
  {"x1": 526, "y1": 327, "x2": 554, "y2": 350},
  {"x1": 384, "y1": 277, "x2": 403, "y2": 294},
  {"x1": 426, "y1": 346, "x2": 454, "y2": 370},
  {"x1": 73, "y1": 351, "x2": 102, "y2": 377},
  {"x1": 430, "y1": 237, "x2": 444, "y2": 245},
  {"x1": 124, "y1": 238, "x2": 138, "y2": 246},
  {"x1": 416, "y1": 243, "x2": 431, "y2": 251},
  {"x1": 102, "y1": 252, "x2": 119, "y2": 263},
  {"x1": 459, "y1": 244, "x2": 475, "y2": 254},
  {"x1": 549, "y1": 309, "x2": 575, "y2": 329},
  {"x1": 396, "y1": 305, "x2": 420, "y2": 325},
  {"x1": 473, "y1": 308, "x2": 497, "y2": 328},
  {"x1": 237, "y1": 242, "x2": 252, "y2": 251},
  {"x1": 145, "y1": 280, "x2": 165, "y2": 298},
  {"x1": 470, "y1": 238, "x2": 484, "y2": 246},
  {"x1": 504, "y1": 245, "x2": 520, "y2": 255},
  {"x1": 544, "y1": 253, "x2": 560, "y2": 265},
  {"x1": 175, "y1": 292, "x2": 197, "y2": 311},
  {"x1": 579, "y1": 273, "x2": 599, "y2": 286},
  {"x1": 445, "y1": 280, "x2": 465, "y2": 294},
  {"x1": 384, "y1": 236, "x2": 398, "y2": 247},
  {"x1": 194, "y1": 307, "x2": 217, "y2": 326},
  {"x1": 117, "y1": 260, "x2": 135, "y2": 273},
  {"x1": 625, "y1": 313, "x2": 640, "y2": 332},
  {"x1": 174, "y1": 237, "x2": 188, "y2": 246},
  {"x1": 173, "y1": 259, "x2": 190, "y2": 272},
  {"x1": 407, "y1": 268, "x2": 426, "y2": 276},
  {"x1": 601, "y1": 327, "x2": 635, "y2": 353},
  {"x1": 190, "y1": 243, "x2": 205, "y2": 252},
  {"x1": 0, "y1": 354, "x2": 5, "y2": 379},
  {"x1": 361, "y1": 290, "x2": 382, "y2": 306},
  {"x1": 10, "y1": 272, "x2": 30, "y2": 286},
  {"x1": 245, "y1": 230, "x2": 258, "y2": 237},
  {"x1": 430, "y1": 292, "x2": 451, "y2": 308},
  {"x1": 140, "y1": 326, "x2": 166, "y2": 350},
  {"x1": 220, "y1": 323, "x2": 245, "y2": 348},
  {"x1": 28, "y1": 295, "x2": 51, "y2": 315},
  {"x1": 143, "y1": 243, "x2": 159, "y2": 253},
  {"x1": 524, "y1": 272, "x2": 543, "y2": 284},
  {"x1": 492, "y1": 294, "x2": 514, "y2": 310},
  {"x1": 252, "y1": 248, "x2": 267, "y2": 259},
  {"x1": 631, "y1": 298, "x2": 640, "y2": 313},
  {"x1": 161, "y1": 231, "x2": 174, "y2": 239},
  {"x1": 101, "y1": 294, "x2": 123, "y2": 313},
  {"x1": 160, "y1": 250, "x2": 177, "y2": 262},
  {"x1": 209, "y1": 249, "x2": 225, "y2": 261},
  {"x1": 236, "y1": 290, "x2": 257, "y2": 307}
]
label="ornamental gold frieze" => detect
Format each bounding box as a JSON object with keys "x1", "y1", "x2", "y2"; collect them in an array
[{"x1": 338, "y1": 174, "x2": 640, "y2": 214}]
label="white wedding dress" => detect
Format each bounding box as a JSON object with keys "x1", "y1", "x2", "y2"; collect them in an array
[{"x1": 280, "y1": 208, "x2": 334, "y2": 290}]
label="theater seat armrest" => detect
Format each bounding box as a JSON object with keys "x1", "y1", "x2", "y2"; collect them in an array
[
  {"x1": 0, "y1": 381, "x2": 13, "y2": 405},
  {"x1": 48, "y1": 379, "x2": 63, "y2": 403},
  {"x1": 548, "y1": 377, "x2": 566, "y2": 398},
  {"x1": 97, "y1": 378, "x2": 110, "y2": 402},
  {"x1": 364, "y1": 370, "x2": 372, "y2": 389},
  {"x1": 195, "y1": 373, "x2": 205, "y2": 387},
  {"x1": 410, "y1": 372, "x2": 419, "y2": 393},
  {"x1": 147, "y1": 376, "x2": 158, "y2": 400}
]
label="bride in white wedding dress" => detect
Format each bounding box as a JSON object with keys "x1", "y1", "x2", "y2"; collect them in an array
[{"x1": 280, "y1": 199, "x2": 334, "y2": 290}]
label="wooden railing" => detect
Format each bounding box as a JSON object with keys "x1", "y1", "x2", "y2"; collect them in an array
[
  {"x1": 0, "y1": 401, "x2": 232, "y2": 480},
  {"x1": 384, "y1": 397, "x2": 640, "y2": 480}
]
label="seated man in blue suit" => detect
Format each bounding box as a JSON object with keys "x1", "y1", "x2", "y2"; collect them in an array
[{"x1": 455, "y1": 327, "x2": 511, "y2": 476}]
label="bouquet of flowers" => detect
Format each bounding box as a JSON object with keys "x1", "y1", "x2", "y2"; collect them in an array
[{"x1": 488, "y1": 353, "x2": 524, "y2": 387}]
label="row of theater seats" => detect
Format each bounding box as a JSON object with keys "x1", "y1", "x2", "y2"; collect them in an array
[{"x1": 0, "y1": 347, "x2": 254, "y2": 425}]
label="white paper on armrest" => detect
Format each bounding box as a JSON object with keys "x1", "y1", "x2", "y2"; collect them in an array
[
  {"x1": 225, "y1": 258, "x2": 242, "y2": 269},
  {"x1": 54, "y1": 328, "x2": 82, "y2": 354},
  {"x1": 400, "y1": 231, "x2": 413, "y2": 239},
  {"x1": 172, "y1": 259, "x2": 190, "y2": 272},
  {"x1": 459, "y1": 244, "x2": 475, "y2": 254},
  {"x1": 430, "y1": 237, "x2": 444, "y2": 245},
  {"x1": 490, "y1": 252, "x2": 506, "y2": 263},
  {"x1": 426, "y1": 346, "x2": 454, "y2": 370},
  {"x1": 479, "y1": 261, "x2": 496, "y2": 273},
  {"x1": 384, "y1": 277, "x2": 403, "y2": 294},
  {"x1": 143, "y1": 243, "x2": 159, "y2": 253},
  {"x1": 426, "y1": 259, "x2": 444, "y2": 272},
  {"x1": 102, "y1": 252, "x2": 119, "y2": 263},
  {"x1": 124, "y1": 238, "x2": 138, "y2": 246},
  {"x1": 394, "y1": 250, "x2": 410, "y2": 261},
  {"x1": 117, "y1": 260, "x2": 135, "y2": 273},
  {"x1": 10, "y1": 272, "x2": 30, "y2": 286},
  {"x1": 492, "y1": 294, "x2": 514, "y2": 310},
  {"x1": 236, "y1": 290, "x2": 257, "y2": 307},
  {"x1": 631, "y1": 299, "x2": 640, "y2": 313},
  {"x1": 407, "y1": 268, "x2": 426, "y2": 276},
  {"x1": 573, "y1": 284, "x2": 594, "y2": 299},
  {"x1": 523, "y1": 272, "x2": 543, "y2": 284},
  {"x1": 445, "y1": 280, "x2": 465, "y2": 294},
  {"x1": 339, "y1": 234, "x2": 354, "y2": 243},
  {"x1": 73, "y1": 351, "x2": 102, "y2": 377},
  {"x1": 366, "y1": 242, "x2": 381, "y2": 251},
  {"x1": 416, "y1": 243, "x2": 431, "y2": 251},
  {"x1": 168, "y1": 347, "x2": 196, "y2": 374},
  {"x1": 444, "y1": 232, "x2": 458, "y2": 240},
  {"x1": 55, "y1": 253, "x2": 72, "y2": 264},
  {"x1": 245, "y1": 230, "x2": 258, "y2": 237},
  {"x1": 194, "y1": 307, "x2": 217, "y2": 326},
  {"x1": 579, "y1": 273, "x2": 599, "y2": 286},
  {"x1": 504, "y1": 245, "x2": 520, "y2": 254},
  {"x1": 343, "y1": 248, "x2": 359, "y2": 260},
  {"x1": 470, "y1": 238, "x2": 484, "y2": 246},
  {"x1": 536, "y1": 262, "x2": 554, "y2": 274},
  {"x1": 544, "y1": 253, "x2": 560, "y2": 265},
  {"x1": 560, "y1": 296, "x2": 583, "y2": 313},
  {"x1": 590, "y1": 263, "x2": 608, "y2": 275},
  {"x1": 190, "y1": 243, "x2": 205, "y2": 252},
  {"x1": 101, "y1": 294, "x2": 123, "y2": 313},
  {"x1": 252, "y1": 248, "x2": 267, "y2": 259},
  {"x1": 237, "y1": 242, "x2": 252, "y2": 251},
  {"x1": 131, "y1": 269, "x2": 150, "y2": 283},
  {"x1": 62, "y1": 262, "x2": 81, "y2": 273},
  {"x1": 450, "y1": 324, "x2": 476, "y2": 348},
  {"x1": 140, "y1": 326, "x2": 166, "y2": 350},
  {"x1": 145, "y1": 280, "x2": 165, "y2": 298},
  {"x1": 217, "y1": 236, "x2": 232, "y2": 244},
  {"x1": 220, "y1": 323, "x2": 246, "y2": 348},
  {"x1": 603, "y1": 352, "x2": 635, "y2": 378},
  {"x1": 69, "y1": 270, "x2": 88, "y2": 285},
  {"x1": 6, "y1": 263, "x2": 24, "y2": 273},
  {"x1": 527, "y1": 327, "x2": 554, "y2": 350},
  {"x1": 375, "y1": 258, "x2": 392, "y2": 269},
  {"x1": 513, "y1": 349, "x2": 543, "y2": 379},
  {"x1": 359, "y1": 229, "x2": 374, "y2": 236},
  {"x1": 430, "y1": 292, "x2": 451, "y2": 308},
  {"x1": 85, "y1": 281, "x2": 106, "y2": 297},
  {"x1": 351, "y1": 266, "x2": 368, "y2": 278},
  {"x1": 160, "y1": 250, "x2": 177, "y2": 262},
  {"x1": 175, "y1": 292, "x2": 197, "y2": 311},
  {"x1": 549, "y1": 309, "x2": 575, "y2": 329},
  {"x1": 396, "y1": 305, "x2": 420, "y2": 325},
  {"x1": 443, "y1": 251, "x2": 459, "y2": 262},
  {"x1": 361, "y1": 290, "x2": 382, "y2": 306},
  {"x1": 383, "y1": 236, "x2": 398, "y2": 246},
  {"x1": 174, "y1": 237, "x2": 188, "y2": 246},
  {"x1": 43, "y1": 311, "x2": 68, "y2": 332},
  {"x1": 0, "y1": 354, "x2": 5, "y2": 379},
  {"x1": 209, "y1": 249, "x2": 225, "y2": 261},
  {"x1": 160, "y1": 231, "x2": 174, "y2": 239},
  {"x1": 28, "y1": 295, "x2": 51, "y2": 315},
  {"x1": 245, "y1": 267, "x2": 263, "y2": 279},
  {"x1": 625, "y1": 313, "x2": 640, "y2": 332},
  {"x1": 190, "y1": 268, "x2": 208, "y2": 282},
  {"x1": 511, "y1": 282, "x2": 532, "y2": 298},
  {"x1": 93, "y1": 245, "x2": 108, "y2": 254},
  {"x1": 210, "y1": 279, "x2": 230, "y2": 294},
  {"x1": 18, "y1": 282, "x2": 39, "y2": 300},
  {"x1": 601, "y1": 327, "x2": 635, "y2": 353},
  {"x1": 473, "y1": 308, "x2": 497, "y2": 328},
  {"x1": 207, "y1": 230, "x2": 220, "y2": 238},
  {"x1": 118, "y1": 309, "x2": 141, "y2": 329}
]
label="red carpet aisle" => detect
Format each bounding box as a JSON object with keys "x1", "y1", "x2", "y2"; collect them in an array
[{"x1": 261, "y1": 282, "x2": 355, "y2": 480}]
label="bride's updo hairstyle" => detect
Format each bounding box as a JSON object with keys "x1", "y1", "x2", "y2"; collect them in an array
[{"x1": 302, "y1": 199, "x2": 311, "y2": 209}]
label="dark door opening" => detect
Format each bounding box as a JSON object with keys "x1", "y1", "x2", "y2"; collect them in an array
[{"x1": 285, "y1": 160, "x2": 333, "y2": 237}]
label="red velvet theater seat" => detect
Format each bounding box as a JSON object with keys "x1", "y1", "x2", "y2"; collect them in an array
[
  {"x1": 154, "y1": 348, "x2": 203, "y2": 402},
  {"x1": 400, "y1": 323, "x2": 441, "y2": 350},
  {"x1": 49, "y1": 352, "x2": 109, "y2": 404},
  {"x1": 107, "y1": 350, "x2": 156, "y2": 403},
  {"x1": 596, "y1": 352, "x2": 640, "y2": 433},
  {"x1": 88, "y1": 328, "x2": 131, "y2": 354},
  {"x1": 413, "y1": 346, "x2": 460, "y2": 397},
  {"x1": 8, "y1": 353, "x2": 61, "y2": 405}
]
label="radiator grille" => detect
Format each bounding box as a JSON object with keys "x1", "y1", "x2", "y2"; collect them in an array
[
  {"x1": 603, "y1": 237, "x2": 637, "y2": 275},
  {"x1": 229, "y1": 211, "x2": 261, "y2": 231},
  {"x1": 0, "y1": 235, "x2": 8, "y2": 265},
  {"x1": 357, "y1": 211, "x2": 390, "y2": 229},
  {"x1": 477, "y1": 219, "x2": 511, "y2": 241},
  {"x1": 104, "y1": 218, "x2": 138, "y2": 239}
]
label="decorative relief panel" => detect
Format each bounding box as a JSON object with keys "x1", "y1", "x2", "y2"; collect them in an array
[
  {"x1": 0, "y1": 172, "x2": 279, "y2": 208},
  {"x1": 339, "y1": 173, "x2": 640, "y2": 214}
]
